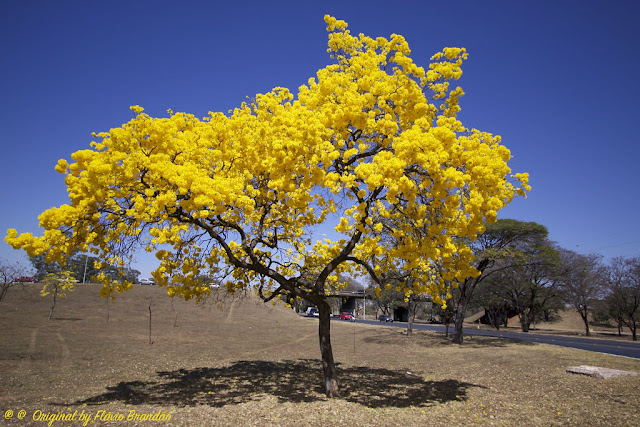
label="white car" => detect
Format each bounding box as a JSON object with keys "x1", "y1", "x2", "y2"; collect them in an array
[{"x1": 139, "y1": 278, "x2": 156, "y2": 285}]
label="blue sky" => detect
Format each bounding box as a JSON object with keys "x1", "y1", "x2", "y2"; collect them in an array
[{"x1": 1, "y1": 0, "x2": 639, "y2": 276}]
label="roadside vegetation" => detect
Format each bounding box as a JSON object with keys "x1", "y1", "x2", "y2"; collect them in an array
[{"x1": 362, "y1": 219, "x2": 640, "y2": 343}]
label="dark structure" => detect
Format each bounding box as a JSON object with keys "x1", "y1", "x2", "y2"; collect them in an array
[{"x1": 394, "y1": 306, "x2": 409, "y2": 322}]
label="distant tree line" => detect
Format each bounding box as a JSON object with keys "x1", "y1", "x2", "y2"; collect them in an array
[
  {"x1": 29, "y1": 253, "x2": 140, "y2": 284},
  {"x1": 367, "y1": 219, "x2": 640, "y2": 342}
]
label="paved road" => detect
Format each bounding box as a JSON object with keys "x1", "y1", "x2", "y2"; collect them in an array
[{"x1": 351, "y1": 319, "x2": 640, "y2": 359}]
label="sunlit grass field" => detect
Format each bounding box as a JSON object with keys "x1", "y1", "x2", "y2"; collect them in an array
[{"x1": 1, "y1": 284, "x2": 639, "y2": 426}]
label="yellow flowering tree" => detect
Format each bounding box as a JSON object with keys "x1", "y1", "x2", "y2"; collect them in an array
[
  {"x1": 40, "y1": 271, "x2": 75, "y2": 320},
  {"x1": 6, "y1": 16, "x2": 529, "y2": 397}
]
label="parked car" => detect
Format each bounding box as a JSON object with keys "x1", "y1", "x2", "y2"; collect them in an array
[
  {"x1": 378, "y1": 315, "x2": 393, "y2": 322},
  {"x1": 138, "y1": 278, "x2": 156, "y2": 285},
  {"x1": 306, "y1": 307, "x2": 319, "y2": 317},
  {"x1": 340, "y1": 311, "x2": 355, "y2": 321},
  {"x1": 14, "y1": 276, "x2": 37, "y2": 283}
]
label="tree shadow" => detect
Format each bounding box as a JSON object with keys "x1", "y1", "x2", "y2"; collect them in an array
[{"x1": 68, "y1": 359, "x2": 484, "y2": 409}]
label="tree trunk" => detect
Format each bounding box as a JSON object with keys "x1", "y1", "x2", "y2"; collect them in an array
[
  {"x1": 579, "y1": 310, "x2": 590, "y2": 336},
  {"x1": 48, "y1": 291, "x2": 57, "y2": 321},
  {"x1": 406, "y1": 316, "x2": 413, "y2": 336},
  {"x1": 406, "y1": 298, "x2": 414, "y2": 336},
  {"x1": 452, "y1": 313, "x2": 465, "y2": 343},
  {"x1": 520, "y1": 312, "x2": 530, "y2": 332},
  {"x1": 318, "y1": 300, "x2": 339, "y2": 397},
  {"x1": 487, "y1": 312, "x2": 500, "y2": 331},
  {"x1": 452, "y1": 292, "x2": 469, "y2": 344}
]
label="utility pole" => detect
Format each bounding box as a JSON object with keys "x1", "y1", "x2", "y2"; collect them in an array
[{"x1": 362, "y1": 279, "x2": 366, "y2": 321}]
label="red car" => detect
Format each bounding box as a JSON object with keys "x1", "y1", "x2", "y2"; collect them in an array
[
  {"x1": 339, "y1": 312, "x2": 355, "y2": 321},
  {"x1": 14, "y1": 276, "x2": 37, "y2": 283}
]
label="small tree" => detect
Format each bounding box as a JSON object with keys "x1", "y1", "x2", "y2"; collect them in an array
[
  {"x1": 601, "y1": 293, "x2": 626, "y2": 336},
  {"x1": 487, "y1": 241, "x2": 562, "y2": 332},
  {"x1": 558, "y1": 250, "x2": 603, "y2": 336},
  {"x1": 447, "y1": 219, "x2": 548, "y2": 343},
  {"x1": 41, "y1": 271, "x2": 75, "y2": 320},
  {"x1": 429, "y1": 291, "x2": 455, "y2": 337},
  {"x1": 148, "y1": 285, "x2": 157, "y2": 343},
  {"x1": 478, "y1": 288, "x2": 511, "y2": 330},
  {"x1": 366, "y1": 277, "x2": 400, "y2": 317},
  {"x1": 603, "y1": 257, "x2": 640, "y2": 341},
  {"x1": 0, "y1": 259, "x2": 30, "y2": 303}
]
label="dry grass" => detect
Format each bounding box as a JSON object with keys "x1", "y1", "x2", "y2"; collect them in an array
[{"x1": 1, "y1": 284, "x2": 639, "y2": 426}]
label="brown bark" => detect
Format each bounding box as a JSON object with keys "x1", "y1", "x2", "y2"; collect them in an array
[
  {"x1": 578, "y1": 310, "x2": 590, "y2": 336},
  {"x1": 318, "y1": 300, "x2": 339, "y2": 397},
  {"x1": 452, "y1": 291, "x2": 470, "y2": 344},
  {"x1": 520, "y1": 312, "x2": 531, "y2": 332},
  {"x1": 406, "y1": 298, "x2": 414, "y2": 336},
  {"x1": 452, "y1": 312, "x2": 465, "y2": 343},
  {"x1": 48, "y1": 291, "x2": 57, "y2": 321}
]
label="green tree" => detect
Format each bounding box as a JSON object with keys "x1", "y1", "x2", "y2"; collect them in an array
[
  {"x1": 447, "y1": 219, "x2": 548, "y2": 343},
  {"x1": 473, "y1": 282, "x2": 511, "y2": 330},
  {"x1": 495, "y1": 242, "x2": 563, "y2": 332},
  {"x1": 365, "y1": 280, "x2": 402, "y2": 316},
  {"x1": 434, "y1": 293, "x2": 456, "y2": 337}
]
